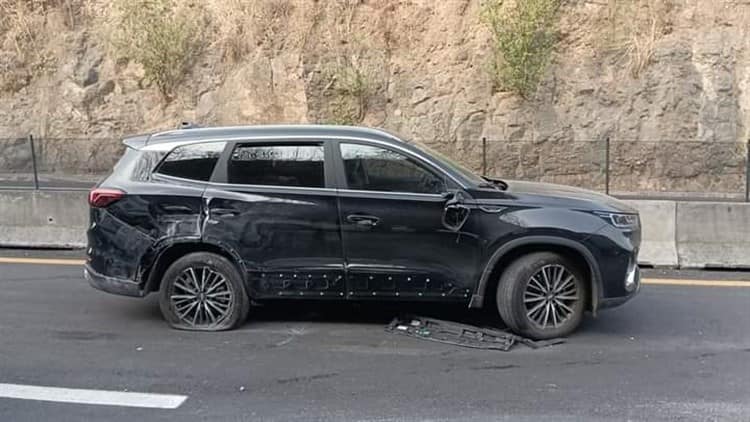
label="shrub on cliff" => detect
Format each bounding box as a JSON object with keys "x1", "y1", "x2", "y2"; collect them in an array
[
  {"x1": 108, "y1": 0, "x2": 204, "y2": 100},
  {"x1": 481, "y1": 0, "x2": 561, "y2": 98}
]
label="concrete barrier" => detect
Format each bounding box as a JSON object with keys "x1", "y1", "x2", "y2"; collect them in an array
[
  {"x1": 1, "y1": 190, "x2": 750, "y2": 269},
  {"x1": 676, "y1": 201, "x2": 750, "y2": 269},
  {"x1": 624, "y1": 200, "x2": 678, "y2": 267},
  {"x1": 0, "y1": 190, "x2": 87, "y2": 248}
]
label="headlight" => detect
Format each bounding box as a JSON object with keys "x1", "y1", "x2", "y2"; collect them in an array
[{"x1": 594, "y1": 212, "x2": 640, "y2": 230}]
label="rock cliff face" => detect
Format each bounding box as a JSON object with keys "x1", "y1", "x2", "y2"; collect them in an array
[{"x1": 0, "y1": 0, "x2": 748, "y2": 196}]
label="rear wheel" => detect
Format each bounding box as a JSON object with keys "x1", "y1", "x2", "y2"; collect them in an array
[
  {"x1": 159, "y1": 252, "x2": 249, "y2": 331},
  {"x1": 496, "y1": 252, "x2": 586, "y2": 340}
]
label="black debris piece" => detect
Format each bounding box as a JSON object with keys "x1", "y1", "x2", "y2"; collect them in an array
[{"x1": 385, "y1": 315, "x2": 565, "y2": 351}]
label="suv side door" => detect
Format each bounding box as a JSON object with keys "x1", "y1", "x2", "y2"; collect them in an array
[
  {"x1": 333, "y1": 140, "x2": 481, "y2": 301},
  {"x1": 202, "y1": 139, "x2": 345, "y2": 299}
]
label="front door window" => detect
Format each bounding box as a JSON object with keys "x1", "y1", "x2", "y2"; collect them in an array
[{"x1": 340, "y1": 143, "x2": 446, "y2": 194}]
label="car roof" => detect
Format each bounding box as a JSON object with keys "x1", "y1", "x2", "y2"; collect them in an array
[
  {"x1": 128, "y1": 125, "x2": 408, "y2": 150},
  {"x1": 122, "y1": 124, "x2": 475, "y2": 189}
]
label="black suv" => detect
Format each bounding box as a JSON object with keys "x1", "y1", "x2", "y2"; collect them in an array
[{"x1": 85, "y1": 125, "x2": 640, "y2": 339}]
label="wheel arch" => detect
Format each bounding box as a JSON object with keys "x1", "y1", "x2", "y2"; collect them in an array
[
  {"x1": 469, "y1": 236, "x2": 602, "y2": 314},
  {"x1": 142, "y1": 239, "x2": 247, "y2": 294}
]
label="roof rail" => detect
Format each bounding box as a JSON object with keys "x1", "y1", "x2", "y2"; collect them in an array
[{"x1": 179, "y1": 121, "x2": 200, "y2": 130}]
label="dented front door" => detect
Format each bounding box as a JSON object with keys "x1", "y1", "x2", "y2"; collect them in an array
[
  {"x1": 334, "y1": 141, "x2": 481, "y2": 301},
  {"x1": 338, "y1": 191, "x2": 481, "y2": 301}
]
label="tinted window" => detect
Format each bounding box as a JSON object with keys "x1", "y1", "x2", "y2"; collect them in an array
[
  {"x1": 228, "y1": 144, "x2": 325, "y2": 187},
  {"x1": 110, "y1": 148, "x2": 167, "y2": 183},
  {"x1": 340, "y1": 143, "x2": 446, "y2": 194},
  {"x1": 156, "y1": 142, "x2": 225, "y2": 181}
]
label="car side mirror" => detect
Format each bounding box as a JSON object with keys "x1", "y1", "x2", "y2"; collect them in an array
[
  {"x1": 441, "y1": 190, "x2": 470, "y2": 232},
  {"x1": 441, "y1": 189, "x2": 465, "y2": 203}
]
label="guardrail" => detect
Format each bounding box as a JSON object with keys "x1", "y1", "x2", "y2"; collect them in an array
[{"x1": 2, "y1": 136, "x2": 749, "y2": 201}]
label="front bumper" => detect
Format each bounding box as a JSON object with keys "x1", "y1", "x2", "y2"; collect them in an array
[
  {"x1": 598, "y1": 265, "x2": 641, "y2": 310},
  {"x1": 84, "y1": 264, "x2": 146, "y2": 297}
]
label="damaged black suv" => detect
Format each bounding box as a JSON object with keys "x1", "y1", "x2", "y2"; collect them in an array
[{"x1": 85, "y1": 125, "x2": 640, "y2": 339}]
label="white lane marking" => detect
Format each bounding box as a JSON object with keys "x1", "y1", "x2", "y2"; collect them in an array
[
  {"x1": 0, "y1": 257, "x2": 85, "y2": 266},
  {"x1": 0, "y1": 383, "x2": 187, "y2": 409},
  {"x1": 643, "y1": 278, "x2": 750, "y2": 287}
]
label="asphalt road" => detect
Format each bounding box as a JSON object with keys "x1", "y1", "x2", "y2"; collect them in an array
[{"x1": 1, "y1": 258, "x2": 749, "y2": 421}]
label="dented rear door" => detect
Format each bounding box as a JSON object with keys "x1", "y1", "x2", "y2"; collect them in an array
[
  {"x1": 202, "y1": 140, "x2": 345, "y2": 299},
  {"x1": 88, "y1": 143, "x2": 219, "y2": 286}
]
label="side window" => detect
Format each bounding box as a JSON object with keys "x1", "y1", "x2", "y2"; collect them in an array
[
  {"x1": 227, "y1": 144, "x2": 325, "y2": 188},
  {"x1": 156, "y1": 142, "x2": 226, "y2": 181},
  {"x1": 340, "y1": 143, "x2": 446, "y2": 194}
]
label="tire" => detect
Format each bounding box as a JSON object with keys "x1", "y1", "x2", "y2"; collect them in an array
[
  {"x1": 159, "y1": 252, "x2": 249, "y2": 331},
  {"x1": 496, "y1": 252, "x2": 587, "y2": 340}
]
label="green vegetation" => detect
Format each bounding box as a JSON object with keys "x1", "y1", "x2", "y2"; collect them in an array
[
  {"x1": 481, "y1": 0, "x2": 561, "y2": 98},
  {"x1": 109, "y1": 0, "x2": 203, "y2": 100},
  {"x1": 305, "y1": 0, "x2": 383, "y2": 126},
  {"x1": 327, "y1": 59, "x2": 372, "y2": 125}
]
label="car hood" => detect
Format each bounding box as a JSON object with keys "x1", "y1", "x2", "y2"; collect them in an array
[{"x1": 477, "y1": 180, "x2": 638, "y2": 214}]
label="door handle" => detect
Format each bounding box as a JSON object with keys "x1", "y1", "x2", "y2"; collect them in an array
[
  {"x1": 160, "y1": 204, "x2": 193, "y2": 214},
  {"x1": 211, "y1": 207, "x2": 239, "y2": 217},
  {"x1": 346, "y1": 214, "x2": 380, "y2": 227}
]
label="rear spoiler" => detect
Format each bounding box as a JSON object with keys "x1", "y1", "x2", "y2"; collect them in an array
[
  {"x1": 122, "y1": 133, "x2": 151, "y2": 150},
  {"x1": 121, "y1": 123, "x2": 198, "y2": 150}
]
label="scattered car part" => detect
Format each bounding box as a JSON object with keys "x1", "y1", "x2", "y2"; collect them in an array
[{"x1": 385, "y1": 315, "x2": 565, "y2": 351}]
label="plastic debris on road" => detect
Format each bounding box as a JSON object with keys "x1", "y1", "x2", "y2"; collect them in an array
[{"x1": 385, "y1": 315, "x2": 565, "y2": 351}]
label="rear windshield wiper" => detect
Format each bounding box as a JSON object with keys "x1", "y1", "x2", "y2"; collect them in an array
[{"x1": 480, "y1": 176, "x2": 508, "y2": 191}]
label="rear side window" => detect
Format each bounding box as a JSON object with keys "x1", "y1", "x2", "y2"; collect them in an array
[
  {"x1": 228, "y1": 144, "x2": 325, "y2": 188},
  {"x1": 156, "y1": 142, "x2": 226, "y2": 181},
  {"x1": 105, "y1": 147, "x2": 166, "y2": 183}
]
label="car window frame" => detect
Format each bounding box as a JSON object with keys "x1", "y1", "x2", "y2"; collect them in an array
[
  {"x1": 332, "y1": 139, "x2": 458, "y2": 196},
  {"x1": 151, "y1": 140, "x2": 228, "y2": 184},
  {"x1": 208, "y1": 138, "x2": 336, "y2": 191}
]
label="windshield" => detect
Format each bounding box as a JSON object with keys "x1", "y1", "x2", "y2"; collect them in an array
[{"x1": 408, "y1": 141, "x2": 486, "y2": 186}]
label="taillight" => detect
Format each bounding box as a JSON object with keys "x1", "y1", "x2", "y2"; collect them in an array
[{"x1": 88, "y1": 188, "x2": 125, "y2": 208}]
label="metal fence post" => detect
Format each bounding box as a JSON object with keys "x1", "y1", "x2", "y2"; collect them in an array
[
  {"x1": 28, "y1": 134, "x2": 39, "y2": 190},
  {"x1": 482, "y1": 137, "x2": 487, "y2": 176},
  {"x1": 745, "y1": 139, "x2": 750, "y2": 202},
  {"x1": 604, "y1": 137, "x2": 610, "y2": 195}
]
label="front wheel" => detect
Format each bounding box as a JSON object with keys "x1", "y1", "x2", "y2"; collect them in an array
[
  {"x1": 159, "y1": 252, "x2": 249, "y2": 331},
  {"x1": 496, "y1": 252, "x2": 587, "y2": 340}
]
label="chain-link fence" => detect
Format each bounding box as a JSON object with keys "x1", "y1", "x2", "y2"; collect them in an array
[
  {"x1": 432, "y1": 138, "x2": 749, "y2": 201},
  {"x1": 0, "y1": 136, "x2": 123, "y2": 190},
  {"x1": 2, "y1": 136, "x2": 748, "y2": 201}
]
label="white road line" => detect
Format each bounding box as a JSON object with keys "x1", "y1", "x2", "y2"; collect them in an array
[
  {"x1": 0, "y1": 257, "x2": 85, "y2": 266},
  {"x1": 0, "y1": 383, "x2": 187, "y2": 409},
  {"x1": 642, "y1": 278, "x2": 750, "y2": 287}
]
